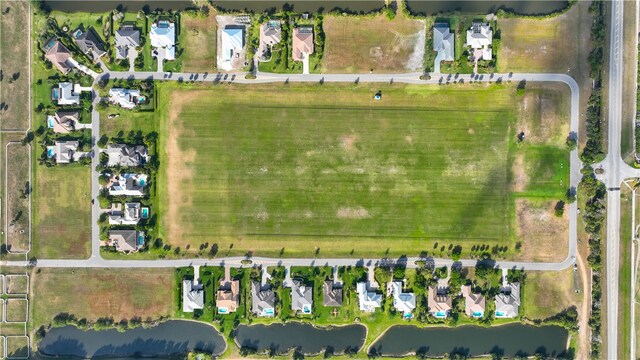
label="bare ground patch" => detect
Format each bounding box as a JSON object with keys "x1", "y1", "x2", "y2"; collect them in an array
[
  {"x1": 5, "y1": 299, "x2": 28, "y2": 322},
  {"x1": 322, "y1": 14, "x2": 425, "y2": 73},
  {"x1": 515, "y1": 199, "x2": 567, "y2": 262},
  {"x1": 182, "y1": 7, "x2": 218, "y2": 72},
  {"x1": 31, "y1": 268, "x2": 173, "y2": 327},
  {"x1": 337, "y1": 206, "x2": 370, "y2": 219},
  {"x1": 0, "y1": 1, "x2": 30, "y2": 130},
  {"x1": 6, "y1": 143, "x2": 30, "y2": 253},
  {"x1": 511, "y1": 154, "x2": 528, "y2": 192},
  {"x1": 165, "y1": 91, "x2": 199, "y2": 248},
  {"x1": 5, "y1": 275, "x2": 28, "y2": 294},
  {"x1": 516, "y1": 83, "x2": 570, "y2": 147}
]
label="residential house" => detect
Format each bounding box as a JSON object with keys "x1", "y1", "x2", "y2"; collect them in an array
[
  {"x1": 427, "y1": 286, "x2": 452, "y2": 319},
  {"x1": 258, "y1": 21, "x2": 281, "y2": 60},
  {"x1": 291, "y1": 279, "x2": 313, "y2": 314},
  {"x1": 150, "y1": 20, "x2": 176, "y2": 60},
  {"x1": 433, "y1": 23, "x2": 454, "y2": 73},
  {"x1": 494, "y1": 282, "x2": 520, "y2": 318},
  {"x1": 356, "y1": 282, "x2": 382, "y2": 312},
  {"x1": 73, "y1": 27, "x2": 107, "y2": 60},
  {"x1": 109, "y1": 88, "x2": 143, "y2": 109},
  {"x1": 292, "y1": 27, "x2": 314, "y2": 61},
  {"x1": 52, "y1": 82, "x2": 79, "y2": 105},
  {"x1": 389, "y1": 281, "x2": 416, "y2": 318},
  {"x1": 106, "y1": 144, "x2": 148, "y2": 167},
  {"x1": 466, "y1": 22, "x2": 493, "y2": 60},
  {"x1": 44, "y1": 39, "x2": 73, "y2": 74},
  {"x1": 221, "y1": 27, "x2": 244, "y2": 62},
  {"x1": 107, "y1": 229, "x2": 145, "y2": 252},
  {"x1": 251, "y1": 281, "x2": 276, "y2": 317},
  {"x1": 47, "y1": 111, "x2": 80, "y2": 133},
  {"x1": 108, "y1": 173, "x2": 148, "y2": 196},
  {"x1": 108, "y1": 202, "x2": 143, "y2": 225},
  {"x1": 323, "y1": 280, "x2": 343, "y2": 307},
  {"x1": 182, "y1": 279, "x2": 204, "y2": 312},
  {"x1": 47, "y1": 141, "x2": 80, "y2": 164},
  {"x1": 115, "y1": 25, "x2": 140, "y2": 60},
  {"x1": 216, "y1": 280, "x2": 240, "y2": 314},
  {"x1": 461, "y1": 285, "x2": 485, "y2": 318}
]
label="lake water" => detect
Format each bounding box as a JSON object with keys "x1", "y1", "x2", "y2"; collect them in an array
[
  {"x1": 369, "y1": 323, "x2": 570, "y2": 358},
  {"x1": 235, "y1": 322, "x2": 366, "y2": 355},
  {"x1": 44, "y1": 0, "x2": 569, "y2": 15},
  {"x1": 37, "y1": 320, "x2": 226, "y2": 358}
]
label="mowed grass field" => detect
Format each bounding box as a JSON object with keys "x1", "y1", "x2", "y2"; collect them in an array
[
  {"x1": 157, "y1": 83, "x2": 568, "y2": 258},
  {"x1": 0, "y1": 0, "x2": 30, "y2": 131},
  {"x1": 31, "y1": 268, "x2": 174, "y2": 327},
  {"x1": 181, "y1": 8, "x2": 217, "y2": 72},
  {"x1": 6, "y1": 143, "x2": 30, "y2": 253},
  {"x1": 322, "y1": 13, "x2": 425, "y2": 73},
  {"x1": 32, "y1": 165, "x2": 91, "y2": 259}
]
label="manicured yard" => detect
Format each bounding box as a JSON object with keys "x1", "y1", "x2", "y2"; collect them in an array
[
  {"x1": 157, "y1": 82, "x2": 568, "y2": 258},
  {"x1": 322, "y1": 12, "x2": 425, "y2": 73},
  {"x1": 0, "y1": 0, "x2": 31, "y2": 131},
  {"x1": 31, "y1": 268, "x2": 174, "y2": 328},
  {"x1": 99, "y1": 108, "x2": 157, "y2": 139},
  {"x1": 32, "y1": 165, "x2": 91, "y2": 259}
]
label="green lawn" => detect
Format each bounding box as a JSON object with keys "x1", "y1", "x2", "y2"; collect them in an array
[
  {"x1": 618, "y1": 187, "x2": 633, "y2": 359},
  {"x1": 99, "y1": 108, "x2": 157, "y2": 139},
  {"x1": 32, "y1": 164, "x2": 91, "y2": 259},
  {"x1": 156, "y1": 82, "x2": 568, "y2": 258}
]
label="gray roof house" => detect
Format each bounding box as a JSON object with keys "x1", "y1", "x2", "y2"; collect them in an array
[
  {"x1": 433, "y1": 23, "x2": 454, "y2": 73},
  {"x1": 323, "y1": 280, "x2": 342, "y2": 307},
  {"x1": 108, "y1": 202, "x2": 142, "y2": 225},
  {"x1": 182, "y1": 279, "x2": 204, "y2": 312},
  {"x1": 251, "y1": 281, "x2": 276, "y2": 317},
  {"x1": 46, "y1": 141, "x2": 83, "y2": 164},
  {"x1": 494, "y1": 282, "x2": 521, "y2": 318},
  {"x1": 106, "y1": 144, "x2": 148, "y2": 167},
  {"x1": 74, "y1": 27, "x2": 107, "y2": 59},
  {"x1": 107, "y1": 229, "x2": 144, "y2": 252},
  {"x1": 291, "y1": 279, "x2": 313, "y2": 314},
  {"x1": 115, "y1": 25, "x2": 140, "y2": 60}
]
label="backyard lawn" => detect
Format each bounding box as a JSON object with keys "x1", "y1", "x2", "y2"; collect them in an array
[
  {"x1": 524, "y1": 268, "x2": 581, "y2": 320},
  {"x1": 322, "y1": 12, "x2": 425, "y2": 73},
  {"x1": 32, "y1": 165, "x2": 91, "y2": 259},
  {"x1": 31, "y1": 268, "x2": 174, "y2": 328},
  {"x1": 157, "y1": 82, "x2": 569, "y2": 259}
]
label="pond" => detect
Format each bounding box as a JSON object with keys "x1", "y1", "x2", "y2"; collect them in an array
[
  {"x1": 37, "y1": 320, "x2": 226, "y2": 358},
  {"x1": 43, "y1": 0, "x2": 569, "y2": 16},
  {"x1": 235, "y1": 322, "x2": 366, "y2": 355},
  {"x1": 369, "y1": 323, "x2": 570, "y2": 358}
]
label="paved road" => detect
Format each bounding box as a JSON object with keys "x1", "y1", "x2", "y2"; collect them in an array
[
  {"x1": 2, "y1": 71, "x2": 582, "y2": 273},
  {"x1": 90, "y1": 87, "x2": 101, "y2": 260},
  {"x1": 601, "y1": 0, "x2": 625, "y2": 358}
]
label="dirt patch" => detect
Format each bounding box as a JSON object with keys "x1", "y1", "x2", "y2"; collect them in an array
[
  {"x1": 340, "y1": 134, "x2": 358, "y2": 152},
  {"x1": 6, "y1": 275, "x2": 28, "y2": 294},
  {"x1": 337, "y1": 206, "x2": 370, "y2": 219},
  {"x1": 31, "y1": 268, "x2": 174, "y2": 326},
  {"x1": 515, "y1": 199, "x2": 568, "y2": 262},
  {"x1": 516, "y1": 83, "x2": 570, "y2": 146},
  {"x1": 165, "y1": 91, "x2": 199, "y2": 246},
  {"x1": 6, "y1": 143, "x2": 31, "y2": 253},
  {"x1": 0, "y1": 1, "x2": 30, "y2": 130},
  {"x1": 322, "y1": 13, "x2": 425, "y2": 73},
  {"x1": 182, "y1": 7, "x2": 218, "y2": 72},
  {"x1": 511, "y1": 154, "x2": 528, "y2": 192}
]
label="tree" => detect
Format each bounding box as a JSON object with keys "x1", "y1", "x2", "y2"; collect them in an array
[
  {"x1": 554, "y1": 200, "x2": 565, "y2": 217},
  {"x1": 565, "y1": 136, "x2": 577, "y2": 150}
]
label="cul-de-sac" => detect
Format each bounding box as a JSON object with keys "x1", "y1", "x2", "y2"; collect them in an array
[{"x1": 0, "y1": 0, "x2": 637, "y2": 358}]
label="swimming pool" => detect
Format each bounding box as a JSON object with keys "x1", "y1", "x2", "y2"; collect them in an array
[
  {"x1": 47, "y1": 115, "x2": 55, "y2": 128},
  {"x1": 139, "y1": 178, "x2": 146, "y2": 186},
  {"x1": 435, "y1": 311, "x2": 447, "y2": 318},
  {"x1": 137, "y1": 234, "x2": 145, "y2": 246},
  {"x1": 46, "y1": 147, "x2": 55, "y2": 158},
  {"x1": 495, "y1": 311, "x2": 506, "y2": 317},
  {"x1": 472, "y1": 311, "x2": 483, "y2": 318},
  {"x1": 264, "y1": 308, "x2": 274, "y2": 316},
  {"x1": 218, "y1": 307, "x2": 228, "y2": 314},
  {"x1": 141, "y1": 207, "x2": 149, "y2": 219},
  {"x1": 302, "y1": 305, "x2": 311, "y2": 314}
]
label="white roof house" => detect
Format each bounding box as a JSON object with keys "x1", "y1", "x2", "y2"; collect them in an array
[
  {"x1": 108, "y1": 173, "x2": 148, "y2": 196},
  {"x1": 54, "y1": 82, "x2": 80, "y2": 105},
  {"x1": 109, "y1": 88, "x2": 142, "y2": 109},
  {"x1": 108, "y1": 202, "x2": 142, "y2": 225},
  {"x1": 182, "y1": 279, "x2": 204, "y2": 313},
  {"x1": 356, "y1": 282, "x2": 382, "y2": 312},
  {"x1": 433, "y1": 23, "x2": 454, "y2": 73},
  {"x1": 150, "y1": 20, "x2": 176, "y2": 60},
  {"x1": 466, "y1": 22, "x2": 493, "y2": 60},
  {"x1": 389, "y1": 281, "x2": 416, "y2": 318},
  {"x1": 495, "y1": 282, "x2": 521, "y2": 318},
  {"x1": 221, "y1": 27, "x2": 244, "y2": 62}
]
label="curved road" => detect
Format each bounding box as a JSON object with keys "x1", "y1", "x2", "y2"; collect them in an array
[{"x1": 3, "y1": 71, "x2": 581, "y2": 272}]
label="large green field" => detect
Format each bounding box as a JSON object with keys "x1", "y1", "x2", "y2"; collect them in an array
[{"x1": 156, "y1": 83, "x2": 568, "y2": 258}]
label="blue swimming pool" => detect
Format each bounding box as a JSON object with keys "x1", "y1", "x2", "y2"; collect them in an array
[
  {"x1": 137, "y1": 234, "x2": 145, "y2": 246},
  {"x1": 139, "y1": 178, "x2": 145, "y2": 186},
  {"x1": 302, "y1": 305, "x2": 311, "y2": 314},
  {"x1": 264, "y1": 308, "x2": 274, "y2": 315},
  {"x1": 141, "y1": 207, "x2": 149, "y2": 219},
  {"x1": 47, "y1": 147, "x2": 55, "y2": 158},
  {"x1": 218, "y1": 308, "x2": 228, "y2": 314},
  {"x1": 473, "y1": 311, "x2": 483, "y2": 317},
  {"x1": 496, "y1": 311, "x2": 505, "y2": 317},
  {"x1": 435, "y1": 311, "x2": 446, "y2": 318},
  {"x1": 47, "y1": 116, "x2": 55, "y2": 128}
]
